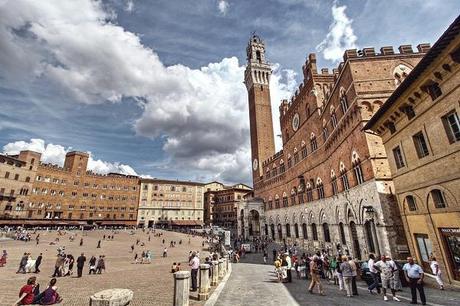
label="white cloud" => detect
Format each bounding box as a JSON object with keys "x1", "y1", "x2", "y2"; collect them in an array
[
  {"x1": 218, "y1": 0, "x2": 229, "y2": 15},
  {"x1": 0, "y1": 0, "x2": 294, "y2": 185},
  {"x1": 316, "y1": 2, "x2": 358, "y2": 62},
  {"x1": 125, "y1": 0, "x2": 134, "y2": 12},
  {"x1": 3, "y1": 138, "x2": 137, "y2": 176}
]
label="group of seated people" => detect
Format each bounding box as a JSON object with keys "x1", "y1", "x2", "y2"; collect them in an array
[
  {"x1": 171, "y1": 262, "x2": 181, "y2": 273},
  {"x1": 14, "y1": 276, "x2": 62, "y2": 305}
]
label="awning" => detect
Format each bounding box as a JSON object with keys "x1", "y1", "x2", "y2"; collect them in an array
[{"x1": 170, "y1": 220, "x2": 203, "y2": 226}]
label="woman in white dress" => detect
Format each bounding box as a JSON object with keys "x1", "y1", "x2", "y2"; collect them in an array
[{"x1": 430, "y1": 256, "x2": 444, "y2": 290}]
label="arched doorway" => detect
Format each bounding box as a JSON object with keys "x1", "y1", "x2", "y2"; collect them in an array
[
  {"x1": 249, "y1": 210, "x2": 260, "y2": 236},
  {"x1": 349, "y1": 221, "x2": 361, "y2": 259},
  {"x1": 270, "y1": 224, "x2": 275, "y2": 239}
]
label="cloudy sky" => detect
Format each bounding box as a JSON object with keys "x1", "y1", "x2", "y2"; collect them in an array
[{"x1": 0, "y1": 0, "x2": 458, "y2": 185}]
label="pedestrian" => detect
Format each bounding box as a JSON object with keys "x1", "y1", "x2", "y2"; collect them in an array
[
  {"x1": 163, "y1": 247, "x2": 168, "y2": 257},
  {"x1": 340, "y1": 255, "x2": 353, "y2": 297},
  {"x1": 96, "y1": 255, "x2": 105, "y2": 274},
  {"x1": 76, "y1": 253, "x2": 86, "y2": 277},
  {"x1": 131, "y1": 244, "x2": 134, "y2": 253},
  {"x1": 367, "y1": 254, "x2": 381, "y2": 294},
  {"x1": 285, "y1": 253, "x2": 292, "y2": 283},
  {"x1": 308, "y1": 255, "x2": 325, "y2": 295},
  {"x1": 348, "y1": 257, "x2": 358, "y2": 296},
  {"x1": 403, "y1": 256, "x2": 426, "y2": 305},
  {"x1": 374, "y1": 255, "x2": 400, "y2": 301},
  {"x1": 79, "y1": 238, "x2": 83, "y2": 246},
  {"x1": 336, "y1": 256, "x2": 344, "y2": 291},
  {"x1": 263, "y1": 250, "x2": 267, "y2": 264},
  {"x1": 97, "y1": 240, "x2": 101, "y2": 248},
  {"x1": 17, "y1": 252, "x2": 28, "y2": 274},
  {"x1": 430, "y1": 256, "x2": 444, "y2": 290},
  {"x1": 189, "y1": 252, "x2": 200, "y2": 292},
  {"x1": 89, "y1": 256, "x2": 97, "y2": 275},
  {"x1": 34, "y1": 253, "x2": 43, "y2": 273},
  {"x1": 67, "y1": 254, "x2": 75, "y2": 276}
]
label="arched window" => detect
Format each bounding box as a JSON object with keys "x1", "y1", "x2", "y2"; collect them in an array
[
  {"x1": 339, "y1": 222, "x2": 346, "y2": 244},
  {"x1": 311, "y1": 223, "x2": 318, "y2": 240},
  {"x1": 301, "y1": 141, "x2": 308, "y2": 159},
  {"x1": 339, "y1": 162, "x2": 350, "y2": 191},
  {"x1": 331, "y1": 170, "x2": 338, "y2": 195},
  {"x1": 290, "y1": 189, "x2": 297, "y2": 206},
  {"x1": 352, "y1": 152, "x2": 365, "y2": 185},
  {"x1": 323, "y1": 223, "x2": 331, "y2": 242},
  {"x1": 285, "y1": 224, "x2": 291, "y2": 237},
  {"x1": 431, "y1": 189, "x2": 447, "y2": 208},
  {"x1": 294, "y1": 148, "x2": 299, "y2": 164},
  {"x1": 310, "y1": 133, "x2": 318, "y2": 152},
  {"x1": 340, "y1": 87, "x2": 348, "y2": 114},
  {"x1": 294, "y1": 223, "x2": 299, "y2": 238},
  {"x1": 406, "y1": 195, "x2": 417, "y2": 211},
  {"x1": 302, "y1": 223, "x2": 308, "y2": 239},
  {"x1": 279, "y1": 159, "x2": 285, "y2": 173},
  {"x1": 331, "y1": 106, "x2": 338, "y2": 128},
  {"x1": 306, "y1": 182, "x2": 313, "y2": 202},
  {"x1": 393, "y1": 64, "x2": 412, "y2": 86},
  {"x1": 287, "y1": 154, "x2": 293, "y2": 168},
  {"x1": 275, "y1": 195, "x2": 280, "y2": 208},
  {"x1": 317, "y1": 178, "x2": 325, "y2": 199},
  {"x1": 282, "y1": 195, "x2": 289, "y2": 207}
]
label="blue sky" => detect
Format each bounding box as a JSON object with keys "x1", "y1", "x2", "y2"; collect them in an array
[{"x1": 0, "y1": 0, "x2": 459, "y2": 185}]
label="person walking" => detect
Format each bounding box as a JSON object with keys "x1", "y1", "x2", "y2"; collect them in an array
[
  {"x1": 430, "y1": 256, "x2": 444, "y2": 290},
  {"x1": 79, "y1": 238, "x2": 83, "y2": 246},
  {"x1": 89, "y1": 256, "x2": 97, "y2": 275},
  {"x1": 340, "y1": 255, "x2": 353, "y2": 297},
  {"x1": 32, "y1": 253, "x2": 42, "y2": 274},
  {"x1": 285, "y1": 253, "x2": 292, "y2": 283},
  {"x1": 189, "y1": 252, "x2": 200, "y2": 292},
  {"x1": 96, "y1": 240, "x2": 101, "y2": 248},
  {"x1": 368, "y1": 254, "x2": 381, "y2": 294},
  {"x1": 96, "y1": 255, "x2": 105, "y2": 274},
  {"x1": 374, "y1": 255, "x2": 400, "y2": 301},
  {"x1": 308, "y1": 256, "x2": 325, "y2": 295},
  {"x1": 348, "y1": 257, "x2": 358, "y2": 296},
  {"x1": 403, "y1": 257, "x2": 426, "y2": 305},
  {"x1": 17, "y1": 252, "x2": 28, "y2": 274},
  {"x1": 76, "y1": 253, "x2": 86, "y2": 278}
]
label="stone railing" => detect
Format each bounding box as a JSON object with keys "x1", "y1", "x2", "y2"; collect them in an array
[{"x1": 173, "y1": 255, "x2": 231, "y2": 306}]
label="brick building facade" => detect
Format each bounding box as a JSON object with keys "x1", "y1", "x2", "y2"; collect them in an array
[
  {"x1": 245, "y1": 35, "x2": 430, "y2": 259},
  {"x1": 365, "y1": 16, "x2": 460, "y2": 284},
  {"x1": 1, "y1": 150, "x2": 140, "y2": 227},
  {"x1": 137, "y1": 178, "x2": 205, "y2": 228}
]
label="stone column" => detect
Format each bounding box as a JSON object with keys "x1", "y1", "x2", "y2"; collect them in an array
[
  {"x1": 218, "y1": 259, "x2": 224, "y2": 279},
  {"x1": 173, "y1": 271, "x2": 190, "y2": 306},
  {"x1": 198, "y1": 264, "x2": 210, "y2": 301},
  {"x1": 211, "y1": 260, "x2": 219, "y2": 286}
]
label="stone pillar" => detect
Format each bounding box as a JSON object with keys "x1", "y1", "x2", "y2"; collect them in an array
[
  {"x1": 211, "y1": 260, "x2": 219, "y2": 286},
  {"x1": 173, "y1": 271, "x2": 190, "y2": 306},
  {"x1": 198, "y1": 264, "x2": 210, "y2": 301},
  {"x1": 218, "y1": 259, "x2": 224, "y2": 279}
]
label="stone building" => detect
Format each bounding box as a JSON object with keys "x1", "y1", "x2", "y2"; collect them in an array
[
  {"x1": 365, "y1": 16, "x2": 460, "y2": 284},
  {"x1": 245, "y1": 35, "x2": 430, "y2": 259},
  {"x1": 1, "y1": 150, "x2": 140, "y2": 227},
  {"x1": 0, "y1": 151, "x2": 40, "y2": 219},
  {"x1": 137, "y1": 178, "x2": 205, "y2": 228},
  {"x1": 204, "y1": 183, "x2": 252, "y2": 231},
  {"x1": 236, "y1": 192, "x2": 265, "y2": 240}
]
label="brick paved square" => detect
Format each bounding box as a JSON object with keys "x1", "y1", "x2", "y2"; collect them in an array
[{"x1": 0, "y1": 229, "x2": 209, "y2": 306}]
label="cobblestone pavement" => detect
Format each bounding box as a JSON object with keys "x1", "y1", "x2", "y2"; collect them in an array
[
  {"x1": 0, "y1": 229, "x2": 209, "y2": 306},
  {"x1": 215, "y1": 252, "x2": 460, "y2": 306}
]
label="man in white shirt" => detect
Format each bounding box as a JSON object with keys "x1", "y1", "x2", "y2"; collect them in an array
[
  {"x1": 403, "y1": 257, "x2": 426, "y2": 305},
  {"x1": 430, "y1": 256, "x2": 444, "y2": 290},
  {"x1": 367, "y1": 254, "x2": 381, "y2": 294},
  {"x1": 189, "y1": 252, "x2": 200, "y2": 292},
  {"x1": 374, "y1": 255, "x2": 400, "y2": 301}
]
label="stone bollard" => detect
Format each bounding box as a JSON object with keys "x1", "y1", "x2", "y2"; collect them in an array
[
  {"x1": 198, "y1": 264, "x2": 210, "y2": 301},
  {"x1": 211, "y1": 260, "x2": 219, "y2": 286},
  {"x1": 89, "y1": 288, "x2": 133, "y2": 306},
  {"x1": 218, "y1": 259, "x2": 225, "y2": 279},
  {"x1": 173, "y1": 271, "x2": 190, "y2": 306}
]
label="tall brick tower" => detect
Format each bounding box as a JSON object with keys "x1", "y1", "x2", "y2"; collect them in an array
[{"x1": 244, "y1": 35, "x2": 275, "y2": 183}]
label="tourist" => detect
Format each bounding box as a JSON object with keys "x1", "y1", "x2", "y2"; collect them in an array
[
  {"x1": 35, "y1": 277, "x2": 62, "y2": 305},
  {"x1": 79, "y1": 238, "x2": 83, "y2": 246},
  {"x1": 171, "y1": 262, "x2": 177, "y2": 273},
  {"x1": 34, "y1": 253, "x2": 43, "y2": 273},
  {"x1": 0, "y1": 249, "x2": 7, "y2": 267},
  {"x1": 14, "y1": 276, "x2": 40, "y2": 305},
  {"x1": 76, "y1": 253, "x2": 86, "y2": 278},
  {"x1": 130, "y1": 244, "x2": 134, "y2": 253},
  {"x1": 17, "y1": 253, "x2": 28, "y2": 274},
  {"x1": 163, "y1": 247, "x2": 168, "y2": 257},
  {"x1": 336, "y1": 256, "x2": 343, "y2": 291},
  {"x1": 308, "y1": 256, "x2": 325, "y2": 295},
  {"x1": 189, "y1": 252, "x2": 200, "y2": 292},
  {"x1": 96, "y1": 240, "x2": 101, "y2": 248},
  {"x1": 367, "y1": 254, "x2": 381, "y2": 294},
  {"x1": 67, "y1": 254, "x2": 75, "y2": 276},
  {"x1": 430, "y1": 256, "x2": 444, "y2": 290},
  {"x1": 88, "y1": 256, "x2": 97, "y2": 275},
  {"x1": 340, "y1": 255, "x2": 353, "y2": 297},
  {"x1": 263, "y1": 250, "x2": 267, "y2": 264},
  {"x1": 374, "y1": 255, "x2": 400, "y2": 301},
  {"x1": 96, "y1": 255, "x2": 105, "y2": 274},
  {"x1": 403, "y1": 257, "x2": 426, "y2": 305},
  {"x1": 348, "y1": 257, "x2": 358, "y2": 296},
  {"x1": 285, "y1": 252, "x2": 292, "y2": 283}
]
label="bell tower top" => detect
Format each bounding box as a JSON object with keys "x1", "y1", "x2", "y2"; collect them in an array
[
  {"x1": 246, "y1": 34, "x2": 267, "y2": 64},
  {"x1": 244, "y1": 34, "x2": 272, "y2": 90}
]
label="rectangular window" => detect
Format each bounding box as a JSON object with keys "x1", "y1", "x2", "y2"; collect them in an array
[
  {"x1": 282, "y1": 198, "x2": 288, "y2": 207},
  {"x1": 442, "y1": 111, "x2": 460, "y2": 143},
  {"x1": 311, "y1": 138, "x2": 318, "y2": 152},
  {"x1": 5, "y1": 172, "x2": 10, "y2": 179},
  {"x1": 413, "y1": 131, "x2": 430, "y2": 158},
  {"x1": 393, "y1": 146, "x2": 406, "y2": 169},
  {"x1": 14, "y1": 174, "x2": 19, "y2": 180},
  {"x1": 294, "y1": 152, "x2": 299, "y2": 164},
  {"x1": 301, "y1": 147, "x2": 308, "y2": 159},
  {"x1": 426, "y1": 83, "x2": 442, "y2": 101},
  {"x1": 415, "y1": 234, "x2": 433, "y2": 270}
]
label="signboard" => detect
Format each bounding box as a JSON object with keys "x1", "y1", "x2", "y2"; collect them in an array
[{"x1": 224, "y1": 230, "x2": 231, "y2": 246}]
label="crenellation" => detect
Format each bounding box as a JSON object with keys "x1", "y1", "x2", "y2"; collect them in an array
[
  {"x1": 321, "y1": 68, "x2": 329, "y2": 74},
  {"x1": 380, "y1": 46, "x2": 395, "y2": 55},
  {"x1": 362, "y1": 47, "x2": 376, "y2": 57},
  {"x1": 398, "y1": 44, "x2": 414, "y2": 54},
  {"x1": 343, "y1": 49, "x2": 358, "y2": 61},
  {"x1": 417, "y1": 43, "x2": 431, "y2": 53}
]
